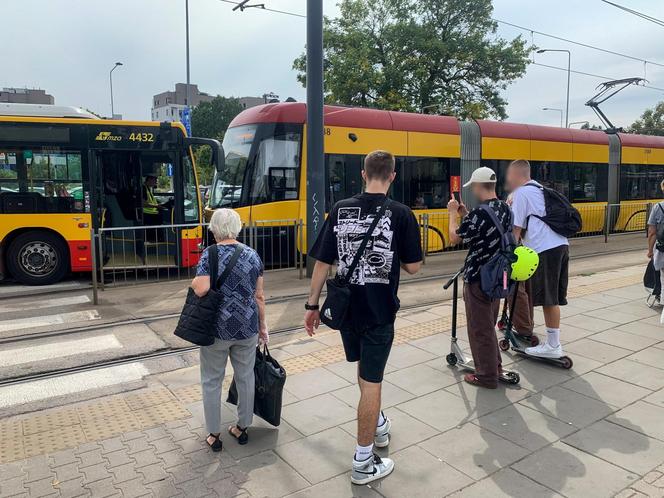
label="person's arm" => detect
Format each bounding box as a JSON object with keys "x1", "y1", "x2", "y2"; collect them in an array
[
  {"x1": 401, "y1": 261, "x2": 421, "y2": 274},
  {"x1": 648, "y1": 225, "x2": 656, "y2": 259},
  {"x1": 304, "y1": 260, "x2": 331, "y2": 336},
  {"x1": 255, "y1": 275, "x2": 268, "y2": 343},
  {"x1": 191, "y1": 248, "x2": 211, "y2": 297},
  {"x1": 513, "y1": 226, "x2": 523, "y2": 243},
  {"x1": 511, "y1": 189, "x2": 526, "y2": 243},
  {"x1": 398, "y1": 210, "x2": 423, "y2": 274},
  {"x1": 447, "y1": 196, "x2": 467, "y2": 247}
]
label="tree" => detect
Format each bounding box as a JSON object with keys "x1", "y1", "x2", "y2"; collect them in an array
[
  {"x1": 293, "y1": 0, "x2": 530, "y2": 119},
  {"x1": 190, "y1": 96, "x2": 244, "y2": 184},
  {"x1": 629, "y1": 101, "x2": 664, "y2": 136}
]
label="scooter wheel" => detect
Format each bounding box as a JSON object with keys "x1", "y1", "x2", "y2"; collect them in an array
[
  {"x1": 504, "y1": 372, "x2": 520, "y2": 384},
  {"x1": 446, "y1": 353, "x2": 458, "y2": 366},
  {"x1": 498, "y1": 338, "x2": 510, "y2": 352},
  {"x1": 559, "y1": 356, "x2": 573, "y2": 370},
  {"x1": 530, "y1": 335, "x2": 540, "y2": 347}
]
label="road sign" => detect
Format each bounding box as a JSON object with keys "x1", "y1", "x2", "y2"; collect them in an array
[
  {"x1": 180, "y1": 107, "x2": 192, "y2": 136},
  {"x1": 166, "y1": 164, "x2": 173, "y2": 177}
]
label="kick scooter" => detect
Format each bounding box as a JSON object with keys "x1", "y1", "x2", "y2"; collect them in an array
[
  {"x1": 443, "y1": 269, "x2": 520, "y2": 385},
  {"x1": 496, "y1": 281, "x2": 574, "y2": 370}
]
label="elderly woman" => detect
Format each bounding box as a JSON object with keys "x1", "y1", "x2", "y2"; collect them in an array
[
  {"x1": 191, "y1": 208, "x2": 267, "y2": 452},
  {"x1": 647, "y1": 180, "x2": 664, "y2": 320}
]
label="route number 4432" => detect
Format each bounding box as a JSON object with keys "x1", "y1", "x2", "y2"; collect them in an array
[{"x1": 129, "y1": 132, "x2": 155, "y2": 142}]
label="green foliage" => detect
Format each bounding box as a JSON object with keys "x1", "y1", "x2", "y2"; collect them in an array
[
  {"x1": 629, "y1": 101, "x2": 664, "y2": 136},
  {"x1": 190, "y1": 96, "x2": 244, "y2": 185},
  {"x1": 293, "y1": 0, "x2": 530, "y2": 119},
  {"x1": 0, "y1": 169, "x2": 16, "y2": 179}
]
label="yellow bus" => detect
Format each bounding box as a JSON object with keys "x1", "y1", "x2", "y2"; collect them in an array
[{"x1": 0, "y1": 104, "x2": 222, "y2": 285}]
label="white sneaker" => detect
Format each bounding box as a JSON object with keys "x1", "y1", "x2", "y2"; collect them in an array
[
  {"x1": 525, "y1": 342, "x2": 564, "y2": 358},
  {"x1": 351, "y1": 453, "x2": 394, "y2": 485},
  {"x1": 375, "y1": 411, "x2": 391, "y2": 448}
]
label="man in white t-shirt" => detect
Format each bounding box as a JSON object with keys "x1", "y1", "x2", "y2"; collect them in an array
[{"x1": 506, "y1": 159, "x2": 569, "y2": 358}]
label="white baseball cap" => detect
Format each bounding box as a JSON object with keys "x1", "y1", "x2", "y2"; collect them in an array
[{"x1": 463, "y1": 167, "x2": 497, "y2": 188}]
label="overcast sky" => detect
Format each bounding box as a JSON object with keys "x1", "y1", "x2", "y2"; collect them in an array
[{"x1": 3, "y1": 0, "x2": 663, "y2": 128}]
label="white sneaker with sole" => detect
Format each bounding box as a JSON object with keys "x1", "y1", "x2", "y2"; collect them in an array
[
  {"x1": 374, "y1": 411, "x2": 391, "y2": 448},
  {"x1": 351, "y1": 453, "x2": 394, "y2": 485},
  {"x1": 525, "y1": 342, "x2": 564, "y2": 358}
]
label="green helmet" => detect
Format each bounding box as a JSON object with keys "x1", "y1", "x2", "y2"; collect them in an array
[{"x1": 511, "y1": 246, "x2": 539, "y2": 281}]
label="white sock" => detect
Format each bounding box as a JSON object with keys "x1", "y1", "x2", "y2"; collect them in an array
[
  {"x1": 354, "y1": 443, "x2": 374, "y2": 462},
  {"x1": 377, "y1": 411, "x2": 386, "y2": 428},
  {"x1": 546, "y1": 328, "x2": 560, "y2": 348}
]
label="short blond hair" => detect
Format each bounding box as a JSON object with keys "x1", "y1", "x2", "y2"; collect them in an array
[
  {"x1": 509, "y1": 159, "x2": 531, "y2": 174},
  {"x1": 209, "y1": 208, "x2": 242, "y2": 241}
]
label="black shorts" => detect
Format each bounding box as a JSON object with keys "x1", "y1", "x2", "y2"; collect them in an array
[
  {"x1": 531, "y1": 245, "x2": 569, "y2": 307},
  {"x1": 340, "y1": 323, "x2": 394, "y2": 383}
]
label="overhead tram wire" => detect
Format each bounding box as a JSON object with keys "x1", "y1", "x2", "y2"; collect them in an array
[
  {"x1": 219, "y1": 0, "x2": 306, "y2": 18},
  {"x1": 533, "y1": 62, "x2": 664, "y2": 92},
  {"x1": 600, "y1": 0, "x2": 664, "y2": 28}
]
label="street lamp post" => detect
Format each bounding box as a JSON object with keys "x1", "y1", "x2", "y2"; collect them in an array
[
  {"x1": 185, "y1": 0, "x2": 190, "y2": 108},
  {"x1": 543, "y1": 107, "x2": 564, "y2": 128},
  {"x1": 109, "y1": 62, "x2": 123, "y2": 118},
  {"x1": 537, "y1": 49, "x2": 571, "y2": 128}
]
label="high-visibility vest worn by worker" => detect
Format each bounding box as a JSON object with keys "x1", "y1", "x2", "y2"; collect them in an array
[{"x1": 143, "y1": 184, "x2": 159, "y2": 215}]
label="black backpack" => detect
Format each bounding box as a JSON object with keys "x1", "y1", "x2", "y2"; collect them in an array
[
  {"x1": 478, "y1": 204, "x2": 517, "y2": 300},
  {"x1": 524, "y1": 183, "x2": 581, "y2": 237}
]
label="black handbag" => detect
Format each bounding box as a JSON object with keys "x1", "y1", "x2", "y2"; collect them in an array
[
  {"x1": 227, "y1": 344, "x2": 287, "y2": 426},
  {"x1": 174, "y1": 244, "x2": 244, "y2": 346},
  {"x1": 319, "y1": 199, "x2": 389, "y2": 330}
]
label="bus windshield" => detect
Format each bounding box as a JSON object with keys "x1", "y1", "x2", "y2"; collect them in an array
[{"x1": 210, "y1": 124, "x2": 256, "y2": 207}]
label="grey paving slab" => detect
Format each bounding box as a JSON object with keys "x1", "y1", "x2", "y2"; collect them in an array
[
  {"x1": 409, "y1": 330, "x2": 459, "y2": 352},
  {"x1": 561, "y1": 371, "x2": 652, "y2": 408},
  {"x1": 280, "y1": 338, "x2": 328, "y2": 357},
  {"x1": 563, "y1": 420, "x2": 664, "y2": 475},
  {"x1": 583, "y1": 308, "x2": 645, "y2": 325},
  {"x1": 372, "y1": 445, "x2": 473, "y2": 498},
  {"x1": 474, "y1": 404, "x2": 577, "y2": 452},
  {"x1": 564, "y1": 338, "x2": 632, "y2": 363},
  {"x1": 419, "y1": 424, "x2": 529, "y2": 480},
  {"x1": 597, "y1": 358, "x2": 664, "y2": 390},
  {"x1": 581, "y1": 292, "x2": 634, "y2": 307},
  {"x1": 609, "y1": 401, "x2": 664, "y2": 442},
  {"x1": 563, "y1": 353, "x2": 605, "y2": 375},
  {"x1": 220, "y1": 418, "x2": 304, "y2": 460},
  {"x1": 275, "y1": 426, "x2": 356, "y2": 485},
  {"x1": 284, "y1": 472, "x2": 381, "y2": 498},
  {"x1": 284, "y1": 367, "x2": 351, "y2": 400},
  {"x1": 233, "y1": 450, "x2": 309, "y2": 497},
  {"x1": 447, "y1": 468, "x2": 562, "y2": 498},
  {"x1": 518, "y1": 385, "x2": 615, "y2": 427},
  {"x1": 551, "y1": 324, "x2": 598, "y2": 344},
  {"x1": 383, "y1": 363, "x2": 457, "y2": 396},
  {"x1": 323, "y1": 360, "x2": 359, "y2": 383},
  {"x1": 512, "y1": 441, "x2": 638, "y2": 498},
  {"x1": 330, "y1": 380, "x2": 415, "y2": 410},
  {"x1": 506, "y1": 359, "x2": 574, "y2": 393},
  {"x1": 398, "y1": 309, "x2": 442, "y2": 324},
  {"x1": 609, "y1": 301, "x2": 659, "y2": 319},
  {"x1": 338, "y1": 406, "x2": 440, "y2": 453},
  {"x1": 643, "y1": 387, "x2": 664, "y2": 409},
  {"x1": 561, "y1": 314, "x2": 619, "y2": 333},
  {"x1": 588, "y1": 329, "x2": 661, "y2": 351},
  {"x1": 314, "y1": 332, "x2": 343, "y2": 347},
  {"x1": 567, "y1": 296, "x2": 612, "y2": 311},
  {"x1": 280, "y1": 393, "x2": 356, "y2": 436},
  {"x1": 397, "y1": 389, "x2": 476, "y2": 432},
  {"x1": 627, "y1": 347, "x2": 664, "y2": 370},
  {"x1": 444, "y1": 381, "x2": 532, "y2": 418},
  {"x1": 385, "y1": 344, "x2": 437, "y2": 369},
  {"x1": 615, "y1": 320, "x2": 664, "y2": 340}
]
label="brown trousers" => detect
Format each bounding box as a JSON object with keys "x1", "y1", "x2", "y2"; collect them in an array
[
  {"x1": 463, "y1": 280, "x2": 502, "y2": 387},
  {"x1": 510, "y1": 280, "x2": 534, "y2": 335}
]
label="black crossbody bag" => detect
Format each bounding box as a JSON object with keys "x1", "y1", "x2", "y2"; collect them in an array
[
  {"x1": 174, "y1": 244, "x2": 244, "y2": 346},
  {"x1": 320, "y1": 199, "x2": 389, "y2": 330}
]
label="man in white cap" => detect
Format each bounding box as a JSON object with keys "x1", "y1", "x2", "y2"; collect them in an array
[{"x1": 447, "y1": 167, "x2": 512, "y2": 388}]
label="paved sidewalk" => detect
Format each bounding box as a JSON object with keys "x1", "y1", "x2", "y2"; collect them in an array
[{"x1": 1, "y1": 264, "x2": 664, "y2": 497}]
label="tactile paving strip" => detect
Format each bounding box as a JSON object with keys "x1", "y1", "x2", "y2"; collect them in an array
[
  {"x1": 280, "y1": 354, "x2": 323, "y2": 375},
  {"x1": 124, "y1": 386, "x2": 176, "y2": 410},
  {"x1": 568, "y1": 274, "x2": 641, "y2": 298},
  {"x1": 0, "y1": 419, "x2": 23, "y2": 440},
  {"x1": 0, "y1": 437, "x2": 25, "y2": 462},
  {"x1": 172, "y1": 384, "x2": 203, "y2": 404},
  {"x1": 133, "y1": 401, "x2": 191, "y2": 429},
  {"x1": 76, "y1": 397, "x2": 133, "y2": 423},
  {"x1": 312, "y1": 345, "x2": 347, "y2": 365},
  {"x1": 81, "y1": 412, "x2": 142, "y2": 441},
  {"x1": 22, "y1": 408, "x2": 81, "y2": 436},
  {"x1": 23, "y1": 425, "x2": 87, "y2": 458}
]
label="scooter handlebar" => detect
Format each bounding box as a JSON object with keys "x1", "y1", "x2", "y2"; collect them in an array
[{"x1": 443, "y1": 268, "x2": 464, "y2": 289}]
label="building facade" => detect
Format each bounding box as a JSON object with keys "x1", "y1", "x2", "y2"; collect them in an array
[
  {"x1": 0, "y1": 88, "x2": 54, "y2": 104},
  {"x1": 151, "y1": 83, "x2": 214, "y2": 122}
]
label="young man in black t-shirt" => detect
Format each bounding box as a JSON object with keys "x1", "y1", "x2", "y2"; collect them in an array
[
  {"x1": 448, "y1": 167, "x2": 511, "y2": 389},
  {"x1": 304, "y1": 150, "x2": 422, "y2": 485}
]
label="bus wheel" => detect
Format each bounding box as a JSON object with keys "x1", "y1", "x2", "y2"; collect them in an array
[{"x1": 6, "y1": 231, "x2": 69, "y2": 285}]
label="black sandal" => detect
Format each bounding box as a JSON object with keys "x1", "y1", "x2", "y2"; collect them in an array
[
  {"x1": 206, "y1": 433, "x2": 223, "y2": 452},
  {"x1": 228, "y1": 425, "x2": 248, "y2": 445}
]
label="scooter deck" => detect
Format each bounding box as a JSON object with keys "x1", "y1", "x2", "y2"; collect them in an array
[{"x1": 510, "y1": 345, "x2": 573, "y2": 369}]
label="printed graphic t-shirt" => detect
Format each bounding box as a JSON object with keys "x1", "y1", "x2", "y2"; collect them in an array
[
  {"x1": 457, "y1": 199, "x2": 512, "y2": 283},
  {"x1": 310, "y1": 193, "x2": 423, "y2": 329}
]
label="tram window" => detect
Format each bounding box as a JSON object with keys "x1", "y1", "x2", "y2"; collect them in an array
[
  {"x1": 483, "y1": 160, "x2": 511, "y2": 199},
  {"x1": 326, "y1": 154, "x2": 363, "y2": 208},
  {"x1": 531, "y1": 161, "x2": 570, "y2": 198},
  {"x1": 404, "y1": 157, "x2": 449, "y2": 209},
  {"x1": 620, "y1": 164, "x2": 647, "y2": 200},
  {"x1": 24, "y1": 149, "x2": 86, "y2": 212},
  {"x1": 251, "y1": 131, "x2": 301, "y2": 204},
  {"x1": 0, "y1": 150, "x2": 19, "y2": 192},
  {"x1": 570, "y1": 163, "x2": 608, "y2": 202},
  {"x1": 647, "y1": 165, "x2": 664, "y2": 199}
]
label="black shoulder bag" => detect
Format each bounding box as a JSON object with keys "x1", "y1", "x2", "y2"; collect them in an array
[
  {"x1": 319, "y1": 199, "x2": 389, "y2": 330},
  {"x1": 174, "y1": 244, "x2": 244, "y2": 346}
]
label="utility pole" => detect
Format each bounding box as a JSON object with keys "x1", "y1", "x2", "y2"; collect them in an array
[
  {"x1": 306, "y1": 0, "x2": 325, "y2": 276},
  {"x1": 109, "y1": 62, "x2": 123, "y2": 118},
  {"x1": 185, "y1": 0, "x2": 191, "y2": 109}
]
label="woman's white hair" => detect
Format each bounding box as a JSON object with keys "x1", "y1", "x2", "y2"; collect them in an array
[{"x1": 209, "y1": 208, "x2": 243, "y2": 241}]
